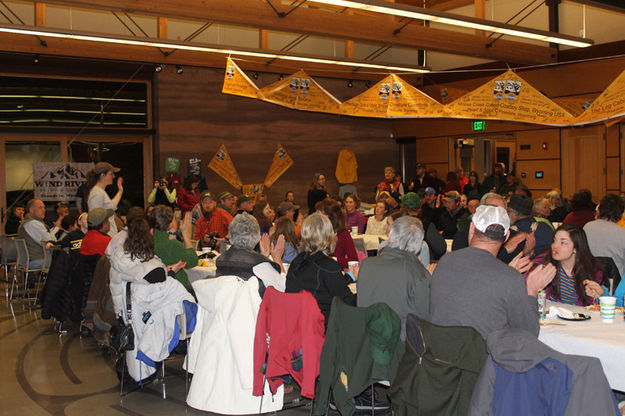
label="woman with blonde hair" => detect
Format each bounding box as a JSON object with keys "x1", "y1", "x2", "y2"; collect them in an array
[{"x1": 285, "y1": 213, "x2": 356, "y2": 325}]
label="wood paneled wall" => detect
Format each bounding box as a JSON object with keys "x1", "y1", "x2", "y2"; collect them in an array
[{"x1": 155, "y1": 67, "x2": 395, "y2": 209}]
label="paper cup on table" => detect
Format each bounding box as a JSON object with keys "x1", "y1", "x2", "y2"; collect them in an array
[
  {"x1": 351, "y1": 226, "x2": 359, "y2": 235},
  {"x1": 599, "y1": 296, "x2": 617, "y2": 323}
]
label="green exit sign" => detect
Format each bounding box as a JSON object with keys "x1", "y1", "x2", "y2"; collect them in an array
[{"x1": 472, "y1": 120, "x2": 486, "y2": 131}]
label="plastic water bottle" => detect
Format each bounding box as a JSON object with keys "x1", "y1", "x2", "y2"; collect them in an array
[{"x1": 538, "y1": 290, "x2": 547, "y2": 319}]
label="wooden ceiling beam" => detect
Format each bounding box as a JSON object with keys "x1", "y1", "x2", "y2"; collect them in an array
[
  {"x1": 39, "y1": 0, "x2": 556, "y2": 63},
  {"x1": 0, "y1": 32, "x2": 421, "y2": 82}
]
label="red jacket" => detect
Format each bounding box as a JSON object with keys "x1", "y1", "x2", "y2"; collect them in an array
[
  {"x1": 177, "y1": 187, "x2": 201, "y2": 216},
  {"x1": 253, "y1": 287, "x2": 325, "y2": 398}
]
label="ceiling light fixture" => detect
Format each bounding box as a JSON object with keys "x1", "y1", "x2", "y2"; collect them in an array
[
  {"x1": 308, "y1": 0, "x2": 593, "y2": 48},
  {"x1": 176, "y1": 65, "x2": 183, "y2": 74},
  {"x1": 347, "y1": 79, "x2": 353, "y2": 88},
  {"x1": 155, "y1": 63, "x2": 165, "y2": 72},
  {"x1": 0, "y1": 24, "x2": 430, "y2": 74}
]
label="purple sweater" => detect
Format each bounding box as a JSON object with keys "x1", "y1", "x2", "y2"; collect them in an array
[{"x1": 345, "y1": 210, "x2": 366, "y2": 234}]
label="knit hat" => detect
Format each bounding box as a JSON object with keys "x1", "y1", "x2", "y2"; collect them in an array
[
  {"x1": 509, "y1": 194, "x2": 533, "y2": 216},
  {"x1": 87, "y1": 208, "x2": 114, "y2": 227},
  {"x1": 472, "y1": 205, "x2": 510, "y2": 237},
  {"x1": 365, "y1": 303, "x2": 401, "y2": 366},
  {"x1": 402, "y1": 192, "x2": 421, "y2": 209}
]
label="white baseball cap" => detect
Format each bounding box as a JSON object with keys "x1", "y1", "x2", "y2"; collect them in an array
[{"x1": 472, "y1": 205, "x2": 510, "y2": 236}]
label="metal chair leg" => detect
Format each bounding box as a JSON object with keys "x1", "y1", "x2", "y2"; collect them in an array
[
  {"x1": 371, "y1": 384, "x2": 375, "y2": 416},
  {"x1": 161, "y1": 362, "x2": 166, "y2": 399}
]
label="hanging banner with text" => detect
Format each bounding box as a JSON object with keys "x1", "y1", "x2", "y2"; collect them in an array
[
  {"x1": 33, "y1": 162, "x2": 93, "y2": 201},
  {"x1": 339, "y1": 74, "x2": 446, "y2": 118},
  {"x1": 574, "y1": 69, "x2": 625, "y2": 125},
  {"x1": 264, "y1": 144, "x2": 294, "y2": 187},
  {"x1": 257, "y1": 70, "x2": 341, "y2": 114},
  {"x1": 208, "y1": 145, "x2": 243, "y2": 189},
  {"x1": 446, "y1": 70, "x2": 574, "y2": 126},
  {"x1": 222, "y1": 57, "x2": 260, "y2": 98}
]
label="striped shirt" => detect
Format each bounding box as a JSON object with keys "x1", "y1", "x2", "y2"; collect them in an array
[{"x1": 556, "y1": 266, "x2": 579, "y2": 304}]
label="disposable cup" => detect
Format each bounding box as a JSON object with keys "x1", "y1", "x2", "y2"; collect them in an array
[
  {"x1": 600, "y1": 296, "x2": 617, "y2": 323},
  {"x1": 351, "y1": 226, "x2": 359, "y2": 235},
  {"x1": 347, "y1": 261, "x2": 359, "y2": 269}
]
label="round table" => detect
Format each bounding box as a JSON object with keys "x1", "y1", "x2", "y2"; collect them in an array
[{"x1": 538, "y1": 301, "x2": 625, "y2": 391}]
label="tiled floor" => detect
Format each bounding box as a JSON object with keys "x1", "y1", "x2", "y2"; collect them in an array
[{"x1": 0, "y1": 280, "x2": 328, "y2": 416}]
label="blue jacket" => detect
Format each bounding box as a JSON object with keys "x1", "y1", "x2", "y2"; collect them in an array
[{"x1": 469, "y1": 329, "x2": 619, "y2": 416}]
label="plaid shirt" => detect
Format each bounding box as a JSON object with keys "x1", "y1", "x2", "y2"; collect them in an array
[{"x1": 193, "y1": 208, "x2": 233, "y2": 241}]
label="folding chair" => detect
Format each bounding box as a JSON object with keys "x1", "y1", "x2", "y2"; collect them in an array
[
  {"x1": 1, "y1": 237, "x2": 18, "y2": 298},
  {"x1": 12, "y1": 239, "x2": 43, "y2": 301}
]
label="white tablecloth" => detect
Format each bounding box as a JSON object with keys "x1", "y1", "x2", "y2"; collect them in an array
[
  {"x1": 538, "y1": 302, "x2": 625, "y2": 391},
  {"x1": 186, "y1": 264, "x2": 217, "y2": 284},
  {"x1": 352, "y1": 234, "x2": 387, "y2": 251}
]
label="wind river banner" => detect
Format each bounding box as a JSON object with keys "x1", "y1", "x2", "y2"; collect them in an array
[
  {"x1": 33, "y1": 162, "x2": 93, "y2": 201},
  {"x1": 208, "y1": 145, "x2": 243, "y2": 189}
]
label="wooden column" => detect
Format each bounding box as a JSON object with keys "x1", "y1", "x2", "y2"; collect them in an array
[
  {"x1": 259, "y1": 29, "x2": 268, "y2": 49},
  {"x1": 474, "y1": 0, "x2": 485, "y2": 36},
  {"x1": 157, "y1": 16, "x2": 167, "y2": 39},
  {"x1": 35, "y1": 2, "x2": 45, "y2": 26}
]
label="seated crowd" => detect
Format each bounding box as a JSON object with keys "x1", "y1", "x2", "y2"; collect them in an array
[{"x1": 8, "y1": 160, "x2": 625, "y2": 414}]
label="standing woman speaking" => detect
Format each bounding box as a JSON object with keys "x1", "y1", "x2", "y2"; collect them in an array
[
  {"x1": 86, "y1": 162, "x2": 124, "y2": 236},
  {"x1": 307, "y1": 172, "x2": 329, "y2": 214}
]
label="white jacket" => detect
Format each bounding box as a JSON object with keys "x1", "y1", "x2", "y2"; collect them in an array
[
  {"x1": 186, "y1": 275, "x2": 283, "y2": 414},
  {"x1": 109, "y1": 246, "x2": 167, "y2": 316},
  {"x1": 124, "y1": 277, "x2": 196, "y2": 382}
]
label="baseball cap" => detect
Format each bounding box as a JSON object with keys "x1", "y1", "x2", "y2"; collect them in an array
[
  {"x1": 424, "y1": 187, "x2": 437, "y2": 195},
  {"x1": 87, "y1": 208, "x2": 114, "y2": 227},
  {"x1": 277, "y1": 201, "x2": 298, "y2": 217},
  {"x1": 200, "y1": 191, "x2": 214, "y2": 201},
  {"x1": 216, "y1": 191, "x2": 234, "y2": 202},
  {"x1": 443, "y1": 190, "x2": 461, "y2": 202},
  {"x1": 402, "y1": 192, "x2": 421, "y2": 209},
  {"x1": 237, "y1": 194, "x2": 253, "y2": 206},
  {"x1": 93, "y1": 162, "x2": 120, "y2": 175},
  {"x1": 472, "y1": 205, "x2": 510, "y2": 237}
]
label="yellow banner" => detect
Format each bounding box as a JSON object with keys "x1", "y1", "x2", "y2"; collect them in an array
[
  {"x1": 574, "y1": 69, "x2": 625, "y2": 125},
  {"x1": 339, "y1": 75, "x2": 393, "y2": 118},
  {"x1": 241, "y1": 184, "x2": 265, "y2": 203},
  {"x1": 264, "y1": 144, "x2": 294, "y2": 187},
  {"x1": 387, "y1": 74, "x2": 447, "y2": 118},
  {"x1": 293, "y1": 70, "x2": 341, "y2": 114},
  {"x1": 257, "y1": 74, "x2": 299, "y2": 109},
  {"x1": 208, "y1": 145, "x2": 243, "y2": 189},
  {"x1": 447, "y1": 70, "x2": 574, "y2": 126},
  {"x1": 553, "y1": 96, "x2": 598, "y2": 117},
  {"x1": 221, "y1": 58, "x2": 259, "y2": 98}
]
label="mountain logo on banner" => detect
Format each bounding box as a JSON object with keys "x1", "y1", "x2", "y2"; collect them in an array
[{"x1": 40, "y1": 164, "x2": 87, "y2": 181}]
